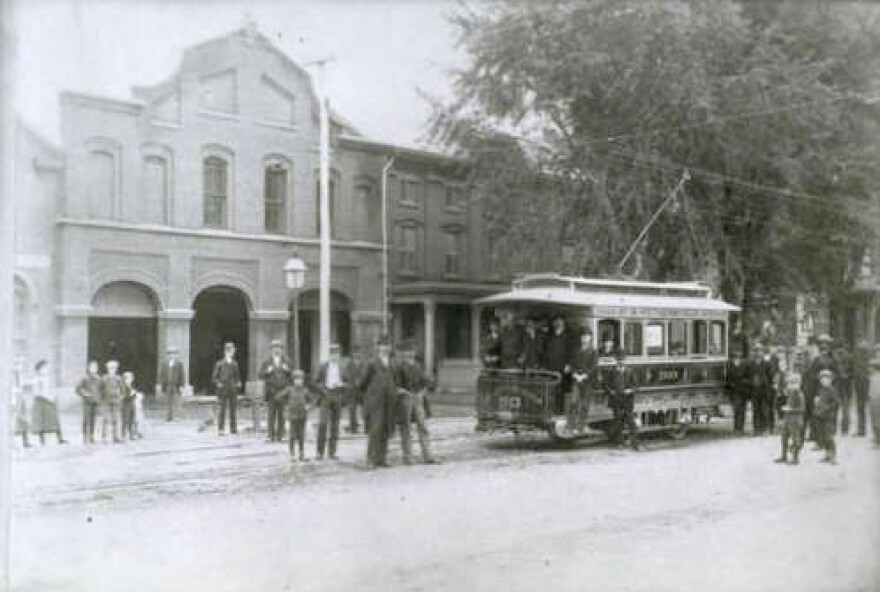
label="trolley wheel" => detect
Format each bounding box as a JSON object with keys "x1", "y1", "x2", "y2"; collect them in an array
[{"x1": 668, "y1": 423, "x2": 689, "y2": 440}]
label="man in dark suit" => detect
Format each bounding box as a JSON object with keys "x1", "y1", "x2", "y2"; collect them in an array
[
  {"x1": 545, "y1": 316, "x2": 575, "y2": 412},
  {"x1": 521, "y1": 319, "x2": 544, "y2": 370},
  {"x1": 212, "y1": 341, "x2": 242, "y2": 436},
  {"x1": 570, "y1": 330, "x2": 598, "y2": 430},
  {"x1": 258, "y1": 339, "x2": 293, "y2": 442},
  {"x1": 345, "y1": 344, "x2": 366, "y2": 433},
  {"x1": 359, "y1": 336, "x2": 397, "y2": 468},
  {"x1": 481, "y1": 318, "x2": 502, "y2": 369},
  {"x1": 803, "y1": 334, "x2": 840, "y2": 441},
  {"x1": 312, "y1": 343, "x2": 349, "y2": 460},
  {"x1": 726, "y1": 352, "x2": 751, "y2": 434},
  {"x1": 159, "y1": 346, "x2": 186, "y2": 422},
  {"x1": 498, "y1": 311, "x2": 523, "y2": 370},
  {"x1": 605, "y1": 348, "x2": 641, "y2": 450}
]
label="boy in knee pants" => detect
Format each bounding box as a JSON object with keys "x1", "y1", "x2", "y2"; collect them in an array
[
  {"x1": 285, "y1": 370, "x2": 313, "y2": 462},
  {"x1": 775, "y1": 372, "x2": 805, "y2": 465}
]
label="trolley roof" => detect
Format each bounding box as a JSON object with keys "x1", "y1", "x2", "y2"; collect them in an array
[{"x1": 476, "y1": 274, "x2": 740, "y2": 314}]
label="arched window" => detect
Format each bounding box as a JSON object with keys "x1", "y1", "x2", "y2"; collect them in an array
[
  {"x1": 144, "y1": 155, "x2": 169, "y2": 224},
  {"x1": 88, "y1": 150, "x2": 116, "y2": 218},
  {"x1": 203, "y1": 156, "x2": 228, "y2": 228},
  {"x1": 265, "y1": 162, "x2": 288, "y2": 233}
]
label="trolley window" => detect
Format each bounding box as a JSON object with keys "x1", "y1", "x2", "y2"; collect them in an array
[
  {"x1": 709, "y1": 321, "x2": 726, "y2": 355},
  {"x1": 668, "y1": 320, "x2": 688, "y2": 356},
  {"x1": 646, "y1": 322, "x2": 665, "y2": 356},
  {"x1": 623, "y1": 322, "x2": 643, "y2": 356},
  {"x1": 598, "y1": 319, "x2": 620, "y2": 356},
  {"x1": 692, "y1": 320, "x2": 708, "y2": 355}
]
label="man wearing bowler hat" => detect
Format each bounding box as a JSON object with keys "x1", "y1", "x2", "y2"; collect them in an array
[
  {"x1": 159, "y1": 345, "x2": 186, "y2": 422},
  {"x1": 212, "y1": 341, "x2": 242, "y2": 436},
  {"x1": 359, "y1": 335, "x2": 396, "y2": 468},
  {"x1": 258, "y1": 339, "x2": 294, "y2": 442}
]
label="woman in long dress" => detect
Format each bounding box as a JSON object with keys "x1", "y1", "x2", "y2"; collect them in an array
[
  {"x1": 30, "y1": 359, "x2": 67, "y2": 445},
  {"x1": 12, "y1": 360, "x2": 31, "y2": 448}
]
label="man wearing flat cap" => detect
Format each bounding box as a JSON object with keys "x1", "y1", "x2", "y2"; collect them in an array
[
  {"x1": 851, "y1": 340, "x2": 874, "y2": 437},
  {"x1": 159, "y1": 346, "x2": 186, "y2": 422},
  {"x1": 312, "y1": 343, "x2": 349, "y2": 460},
  {"x1": 258, "y1": 339, "x2": 294, "y2": 442}
]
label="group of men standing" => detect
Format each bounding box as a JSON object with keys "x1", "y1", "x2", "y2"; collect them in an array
[
  {"x1": 155, "y1": 335, "x2": 439, "y2": 468},
  {"x1": 726, "y1": 334, "x2": 873, "y2": 442}
]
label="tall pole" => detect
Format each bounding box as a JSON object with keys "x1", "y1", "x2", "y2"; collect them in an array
[
  {"x1": 616, "y1": 169, "x2": 690, "y2": 275},
  {"x1": 304, "y1": 58, "x2": 332, "y2": 364},
  {"x1": 292, "y1": 291, "x2": 300, "y2": 371},
  {"x1": 381, "y1": 156, "x2": 395, "y2": 336}
]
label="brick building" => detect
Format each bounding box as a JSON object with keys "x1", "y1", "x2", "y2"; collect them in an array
[{"x1": 14, "y1": 24, "x2": 502, "y2": 395}]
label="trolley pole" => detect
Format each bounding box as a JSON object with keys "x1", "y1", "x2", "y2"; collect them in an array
[{"x1": 616, "y1": 169, "x2": 690, "y2": 276}]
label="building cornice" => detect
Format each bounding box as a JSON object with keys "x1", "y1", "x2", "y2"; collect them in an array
[
  {"x1": 57, "y1": 218, "x2": 384, "y2": 252},
  {"x1": 61, "y1": 91, "x2": 144, "y2": 115},
  {"x1": 338, "y1": 135, "x2": 469, "y2": 167}
]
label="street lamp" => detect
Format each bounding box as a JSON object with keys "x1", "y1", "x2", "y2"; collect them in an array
[{"x1": 284, "y1": 252, "x2": 308, "y2": 370}]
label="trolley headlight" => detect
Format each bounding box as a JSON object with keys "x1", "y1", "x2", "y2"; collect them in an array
[
  {"x1": 634, "y1": 416, "x2": 642, "y2": 428},
  {"x1": 680, "y1": 411, "x2": 691, "y2": 424},
  {"x1": 554, "y1": 419, "x2": 567, "y2": 434}
]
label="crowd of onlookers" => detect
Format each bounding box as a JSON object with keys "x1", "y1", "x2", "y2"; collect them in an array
[
  {"x1": 727, "y1": 333, "x2": 874, "y2": 466},
  {"x1": 11, "y1": 335, "x2": 439, "y2": 470}
]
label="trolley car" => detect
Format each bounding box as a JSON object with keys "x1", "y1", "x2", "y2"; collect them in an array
[{"x1": 475, "y1": 274, "x2": 739, "y2": 441}]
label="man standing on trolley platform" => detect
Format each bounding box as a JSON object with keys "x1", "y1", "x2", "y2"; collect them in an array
[
  {"x1": 480, "y1": 318, "x2": 502, "y2": 369},
  {"x1": 545, "y1": 315, "x2": 575, "y2": 413},
  {"x1": 570, "y1": 330, "x2": 598, "y2": 431},
  {"x1": 498, "y1": 310, "x2": 524, "y2": 370},
  {"x1": 605, "y1": 348, "x2": 641, "y2": 451}
]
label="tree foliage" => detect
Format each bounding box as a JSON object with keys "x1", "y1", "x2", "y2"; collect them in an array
[{"x1": 428, "y1": 0, "x2": 880, "y2": 333}]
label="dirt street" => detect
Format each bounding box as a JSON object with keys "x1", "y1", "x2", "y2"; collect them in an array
[{"x1": 8, "y1": 408, "x2": 880, "y2": 592}]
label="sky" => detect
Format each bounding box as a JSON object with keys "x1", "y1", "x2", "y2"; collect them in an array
[{"x1": 10, "y1": 0, "x2": 468, "y2": 149}]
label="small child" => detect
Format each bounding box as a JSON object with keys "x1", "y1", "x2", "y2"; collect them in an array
[
  {"x1": 133, "y1": 384, "x2": 146, "y2": 439},
  {"x1": 122, "y1": 372, "x2": 144, "y2": 440},
  {"x1": 814, "y1": 369, "x2": 840, "y2": 464},
  {"x1": 774, "y1": 371, "x2": 805, "y2": 465},
  {"x1": 283, "y1": 370, "x2": 313, "y2": 462}
]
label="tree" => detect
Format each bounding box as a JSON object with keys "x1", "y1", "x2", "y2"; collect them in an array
[{"x1": 429, "y1": 0, "x2": 880, "y2": 335}]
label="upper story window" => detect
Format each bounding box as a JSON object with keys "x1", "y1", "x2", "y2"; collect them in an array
[
  {"x1": 265, "y1": 163, "x2": 288, "y2": 234},
  {"x1": 399, "y1": 177, "x2": 421, "y2": 208},
  {"x1": 143, "y1": 155, "x2": 170, "y2": 225},
  {"x1": 445, "y1": 230, "x2": 466, "y2": 276},
  {"x1": 445, "y1": 185, "x2": 464, "y2": 211},
  {"x1": 314, "y1": 170, "x2": 339, "y2": 238},
  {"x1": 646, "y1": 321, "x2": 666, "y2": 356},
  {"x1": 598, "y1": 319, "x2": 621, "y2": 356},
  {"x1": 87, "y1": 150, "x2": 117, "y2": 219},
  {"x1": 203, "y1": 156, "x2": 228, "y2": 228},
  {"x1": 398, "y1": 224, "x2": 420, "y2": 274},
  {"x1": 354, "y1": 176, "x2": 380, "y2": 237}
]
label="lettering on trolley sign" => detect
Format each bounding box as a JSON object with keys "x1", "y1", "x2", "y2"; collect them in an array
[{"x1": 593, "y1": 307, "x2": 723, "y2": 319}]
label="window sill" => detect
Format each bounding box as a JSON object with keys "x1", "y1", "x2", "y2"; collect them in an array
[
  {"x1": 257, "y1": 120, "x2": 297, "y2": 133},
  {"x1": 199, "y1": 109, "x2": 240, "y2": 122}
]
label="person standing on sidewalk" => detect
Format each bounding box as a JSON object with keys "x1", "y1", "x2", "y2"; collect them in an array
[
  {"x1": 394, "y1": 344, "x2": 438, "y2": 465},
  {"x1": 814, "y1": 369, "x2": 841, "y2": 464},
  {"x1": 345, "y1": 344, "x2": 366, "y2": 434},
  {"x1": 605, "y1": 349, "x2": 641, "y2": 451},
  {"x1": 774, "y1": 372, "x2": 805, "y2": 465},
  {"x1": 851, "y1": 341, "x2": 873, "y2": 438},
  {"x1": 212, "y1": 342, "x2": 242, "y2": 436},
  {"x1": 360, "y1": 336, "x2": 396, "y2": 468},
  {"x1": 313, "y1": 343, "x2": 349, "y2": 460},
  {"x1": 258, "y1": 340, "x2": 293, "y2": 442},
  {"x1": 75, "y1": 360, "x2": 101, "y2": 444},
  {"x1": 285, "y1": 370, "x2": 313, "y2": 462},
  {"x1": 834, "y1": 343, "x2": 853, "y2": 434},
  {"x1": 726, "y1": 352, "x2": 751, "y2": 434},
  {"x1": 803, "y1": 334, "x2": 839, "y2": 442},
  {"x1": 159, "y1": 346, "x2": 186, "y2": 422},
  {"x1": 12, "y1": 359, "x2": 32, "y2": 448},
  {"x1": 100, "y1": 359, "x2": 125, "y2": 444},
  {"x1": 30, "y1": 360, "x2": 67, "y2": 446}
]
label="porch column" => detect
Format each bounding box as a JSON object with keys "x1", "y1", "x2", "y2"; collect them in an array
[
  {"x1": 471, "y1": 303, "x2": 482, "y2": 364},
  {"x1": 423, "y1": 297, "x2": 436, "y2": 376},
  {"x1": 56, "y1": 305, "x2": 91, "y2": 388},
  {"x1": 157, "y1": 308, "x2": 194, "y2": 393}
]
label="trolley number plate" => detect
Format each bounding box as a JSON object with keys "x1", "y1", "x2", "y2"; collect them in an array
[{"x1": 497, "y1": 395, "x2": 522, "y2": 411}]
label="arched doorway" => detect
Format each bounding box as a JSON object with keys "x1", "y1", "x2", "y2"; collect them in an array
[
  {"x1": 190, "y1": 286, "x2": 250, "y2": 393},
  {"x1": 88, "y1": 281, "x2": 159, "y2": 392},
  {"x1": 292, "y1": 290, "x2": 352, "y2": 374}
]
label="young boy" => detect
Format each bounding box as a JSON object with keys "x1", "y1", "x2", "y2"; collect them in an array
[
  {"x1": 284, "y1": 370, "x2": 313, "y2": 462},
  {"x1": 814, "y1": 369, "x2": 840, "y2": 464},
  {"x1": 122, "y1": 371, "x2": 144, "y2": 440},
  {"x1": 774, "y1": 371, "x2": 805, "y2": 465}
]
